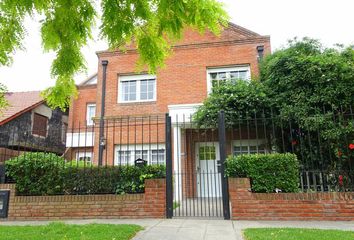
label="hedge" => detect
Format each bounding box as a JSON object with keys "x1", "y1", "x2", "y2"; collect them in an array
[
  {"x1": 226, "y1": 153, "x2": 299, "y2": 193},
  {"x1": 5, "y1": 152, "x2": 165, "y2": 196}
]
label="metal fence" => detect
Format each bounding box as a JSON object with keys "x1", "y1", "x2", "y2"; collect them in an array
[
  {"x1": 299, "y1": 170, "x2": 354, "y2": 192},
  {"x1": 0, "y1": 115, "x2": 167, "y2": 196},
  {"x1": 0, "y1": 111, "x2": 353, "y2": 197}
]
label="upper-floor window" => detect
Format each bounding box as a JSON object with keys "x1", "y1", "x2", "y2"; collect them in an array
[
  {"x1": 86, "y1": 104, "x2": 96, "y2": 126},
  {"x1": 207, "y1": 65, "x2": 251, "y2": 93},
  {"x1": 118, "y1": 74, "x2": 156, "y2": 103},
  {"x1": 32, "y1": 113, "x2": 48, "y2": 137}
]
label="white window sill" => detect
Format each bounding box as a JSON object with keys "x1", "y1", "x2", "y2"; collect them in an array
[{"x1": 118, "y1": 100, "x2": 156, "y2": 105}]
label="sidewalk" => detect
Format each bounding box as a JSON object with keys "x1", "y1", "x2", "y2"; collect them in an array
[{"x1": 1, "y1": 219, "x2": 353, "y2": 240}]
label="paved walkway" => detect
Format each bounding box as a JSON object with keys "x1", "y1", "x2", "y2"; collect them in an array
[{"x1": 1, "y1": 219, "x2": 353, "y2": 240}]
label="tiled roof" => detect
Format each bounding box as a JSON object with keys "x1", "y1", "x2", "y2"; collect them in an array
[{"x1": 0, "y1": 91, "x2": 44, "y2": 125}]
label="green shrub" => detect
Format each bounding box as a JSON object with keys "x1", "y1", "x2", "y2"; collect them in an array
[
  {"x1": 6, "y1": 152, "x2": 166, "y2": 196},
  {"x1": 65, "y1": 160, "x2": 93, "y2": 168},
  {"x1": 63, "y1": 164, "x2": 165, "y2": 195},
  {"x1": 226, "y1": 153, "x2": 299, "y2": 193},
  {"x1": 5, "y1": 152, "x2": 66, "y2": 195}
]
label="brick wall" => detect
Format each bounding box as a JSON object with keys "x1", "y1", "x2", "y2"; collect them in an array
[
  {"x1": 68, "y1": 85, "x2": 97, "y2": 130},
  {"x1": 0, "y1": 179, "x2": 165, "y2": 220},
  {"x1": 229, "y1": 178, "x2": 354, "y2": 221},
  {"x1": 67, "y1": 25, "x2": 270, "y2": 165}
]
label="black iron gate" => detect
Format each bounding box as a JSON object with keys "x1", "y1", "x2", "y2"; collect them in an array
[{"x1": 165, "y1": 112, "x2": 230, "y2": 219}]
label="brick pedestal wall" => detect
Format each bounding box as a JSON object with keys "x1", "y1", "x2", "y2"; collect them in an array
[
  {"x1": 229, "y1": 178, "x2": 354, "y2": 221},
  {"x1": 0, "y1": 179, "x2": 166, "y2": 220}
]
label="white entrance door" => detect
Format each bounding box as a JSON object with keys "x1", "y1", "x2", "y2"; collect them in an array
[{"x1": 196, "y1": 142, "x2": 221, "y2": 197}]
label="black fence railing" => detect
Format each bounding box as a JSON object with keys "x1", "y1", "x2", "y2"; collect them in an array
[
  {"x1": 0, "y1": 111, "x2": 353, "y2": 196},
  {"x1": 299, "y1": 170, "x2": 354, "y2": 192},
  {"x1": 0, "y1": 115, "x2": 167, "y2": 196}
]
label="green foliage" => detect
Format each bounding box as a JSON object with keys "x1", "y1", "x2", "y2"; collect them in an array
[
  {"x1": 5, "y1": 152, "x2": 66, "y2": 195},
  {"x1": 226, "y1": 153, "x2": 299, "y2": 193},
  {"x1": 261, "y1": 38, "x2": 354, "y2": 125},
  {"x1": 194, "y1": 38, "x2": 354, "y2": 170},
  {"x1": 193, "y1": 80, "x2": 269, "y2": 127},
  {"x1": 6, "y1": 152, "x2": 165, "y2": 195},
  {"x1": 0, "y1": 222, "x2": 143, "y2": 240},
  {"x1": 0, "y1": 83, "x2": 8, "y2": 113},
  {"x1": 0, "y1": 0, "x2": 229, "y2": 110},
  {"x1": 243, "y1": 228, "x2": 354, "y2": 240},
  {"x1": 64, "y1": 164, "x2": 165, "y2": 195},
  {"x1": 260, "y1": 38, "x2": 354, "y2": 170}
]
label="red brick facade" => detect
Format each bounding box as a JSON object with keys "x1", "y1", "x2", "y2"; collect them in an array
[
  {"x1": 66, "y1": 24, "x2": 271, "y2": 165},
  {"x1": 68, "y1": 84, "x2": 97, "y2": 130},
  {"x1": 229, "y1": 178, "x2": 354, "y2": 221},
  {"x1": 95, "y1": 26, "x2": 270, "y2": 119},
  {"x1": 0, "y1": 179, "x2": 165, "y2": 220}
]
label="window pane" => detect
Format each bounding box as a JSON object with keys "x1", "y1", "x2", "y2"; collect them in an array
[
  {"x1": 230, "y1": 71, "x2": 238, "y2": 79},
  {"x1": 141, "y1": 80, "x2": 148, "y2": 92},
  {"x1": 238, "y1": 71, "x2": 247, "y2": 80},
  {"x1": 151, "y1": 149, "x2": 165, "y2": 164},
  {"x1": 117, "y1": 150, "x2": 130, "y2": 165},
  {"x1": 140, "y1": 79, "x2": 154, "y2": 100},
  {"x1": 210, "y1": 73, "x2": 218, "y2": 80},
  {"x1": 87, "y1": 105, "x2": 96, "y2": 125},
  {"x1": 141, "y1": 92, "x2": 147, "y2": 100},
  {"x1": 135, "y1": 150, "x2": 148, "y2": 161},
  {"x1": 148, "y1": 80, "x2": 154, "y2": 91},
  {"x1": 199, "y1": 146, "x2": 216, "y2": 160},
  {"x1": 148, "y1": 91, "x2": 154, "y2": 99},
  {"x1": 121, "y1": 80, "x2": 137, "y2": 101},
  {"x1": 129, "y1": 93, "x2": 136, "y2": 101},
  {"x1": 218, "y1": 72, "x2": 226, "y2": 79}
]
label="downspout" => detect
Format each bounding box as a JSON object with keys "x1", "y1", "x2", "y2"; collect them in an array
[{"x1": 98, "y1": 60, "x2": 108, "y2": 166}]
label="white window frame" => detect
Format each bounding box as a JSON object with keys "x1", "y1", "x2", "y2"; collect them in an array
[
  {"x1": 118, "y1": 74, "x2": 157, "y2": 103},
  {"x1": 76, "y1": 152, "x2": 93, "y2": 163},
  {"x1": 206, "y1": 65, "x2": 251, "y2": 93},
  {"x1": 86, "y1": 104, "x2": 96, "y2": 126},
  {"x1": 232, "y1": 139, "x2": 267, "y2": 156},
  {"x1": 114, "y1": 143, "x2": 165, "y2": 165}
]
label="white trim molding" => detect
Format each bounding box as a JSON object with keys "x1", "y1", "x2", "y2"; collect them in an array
[
  {"x1": 168, "y1": 103, "x2": 203, "y2": 124},
  {"x1": 66, "y1": 132, "x2": 95, "y2": 147}
]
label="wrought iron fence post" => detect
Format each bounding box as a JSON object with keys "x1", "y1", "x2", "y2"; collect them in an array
[
  {"x1": 218, "y1": 110, "x2": 230, "y2": 220},
  {"x1": 165, "y1": 113, "x2": 173, "y2": 218},
  {"x1": 0, "y1": 164, "x2": 5, "y2": 184}
]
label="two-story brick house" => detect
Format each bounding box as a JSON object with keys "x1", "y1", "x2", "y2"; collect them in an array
[{"x1": 67, "y1": 23, "x2": 270, "y2": 201}]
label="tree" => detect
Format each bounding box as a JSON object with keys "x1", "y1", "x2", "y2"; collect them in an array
[
  {"x1": 0, "y1": 0, "x2": 229, "y2": 110},
  {"x1": 193, "y1": 79, "x2": 269, "y2": 127},
  {"x1": 194, "y1": 38, "x2": 354, "y2": 170},
  {"x1": 261, "y1": 38, "x2": 354, "y2": 170}
]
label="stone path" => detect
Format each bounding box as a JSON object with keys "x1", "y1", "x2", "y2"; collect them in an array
[{"x1": 1, "y1": 219, "x2": 353, "y2": 240}]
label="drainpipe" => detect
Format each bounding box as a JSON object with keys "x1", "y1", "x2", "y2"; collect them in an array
[{"x1": 98, "y1": 60, "x2": 108, "y2": 166}]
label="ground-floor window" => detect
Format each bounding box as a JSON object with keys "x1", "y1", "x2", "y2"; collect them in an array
[
  {"x1": 114, "y1": 144, "x2": 165, "y2": 165},
  {"x1": 76, "y1": 151, "x2": 93, "y2": 163},
  {"x1": 232, "y1": 139, "x2": 267, "y2": 156}
]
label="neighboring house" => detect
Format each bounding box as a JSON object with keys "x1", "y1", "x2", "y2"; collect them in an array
[
  {"x1": 0, "y1": 91, "x2": 68, "y2": 162},
  {"x1": 67, "y1": 23, "x2": 270, "y2": 197}
]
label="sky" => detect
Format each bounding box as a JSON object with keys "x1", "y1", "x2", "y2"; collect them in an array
[{"x1": 0, "y1": 0, "x2": 353, "y2": 92}]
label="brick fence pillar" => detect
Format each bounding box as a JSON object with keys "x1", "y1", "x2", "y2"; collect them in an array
[{"x1": 143, "y1": 178, "x2": 166, "y2": 218}]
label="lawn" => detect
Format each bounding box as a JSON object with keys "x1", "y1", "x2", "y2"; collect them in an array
[
  {"x1": 243, "y1": 228, "x2": 354, "y2": 240},
  {"x1": 0, "y1": 222, "x2": 143, "y2": 240}
]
